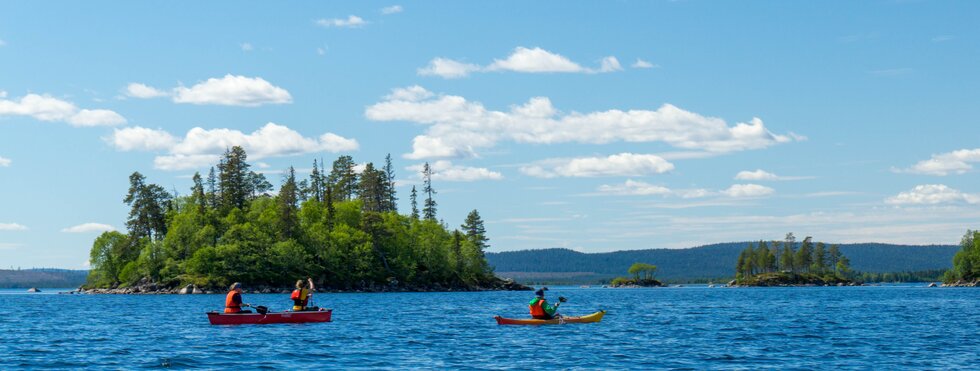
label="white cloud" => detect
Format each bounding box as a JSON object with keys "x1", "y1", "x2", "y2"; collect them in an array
[
  {"x1": 241, "y1": 42, "x2": 253, "y2": 52},
  {"x1": 107, "y1": 127, "x2": 178, "y2": 151},
  {"x1": 886, "y1": 184, "x2": 980, "y2": 205},
  {"x1": 898, "y1": 148, "x2": 980, "y2": 176},
  {"x1": 125, "y1": 83, "x2": 168, "y2": 99},
  {"x1": 597, "y1": 179, "x2": 673, "y2": 196},
  {"x1": 110, "y1": 123, "x2": 359, "y2": 171},
  {"x1": 61, "y1": 223, "x2": 116, "y2": 233},
  {"x1": 0, "y1": 223, "x2": 28, "y2": 231},
  {"x1": 721, "y1": 184, "x2": 775, "y2": 198},
  {"x1": 366, "y1": 86, "x2": 795, "y2": 159},
  {"x1": 316, "y1": 15, "x2": 367, "y2": 28},
  {"x1": 0, "y1": 156, "x2": 10, "y2": 167},
  {"x1": 0, "y1": 92, "x2": 126, "y2": 126},
  {"x1": 419, "y1": 47, "x2": 623, "y2": 79},
  {"x1": 408, "y1": 160, "x2": 502, "y2": 182},
  {"x1": 381, "y1": 5, "x2": 403, "y2": 14},
  {"x1": 172, "y1": 75, "x2": 292, "y2": 107},
  {"x1": 734, "y1": 169, "x2": 813, "y2": 181},
  {"x1": 417, "y1": 58, "x2": 481, "y2": 79},
  {"x1": 521, "y1": 153, "x2": 674, "y2": 178},
  {"x1": 632, "y1": 59, "x2": 657, "y2": 68}
]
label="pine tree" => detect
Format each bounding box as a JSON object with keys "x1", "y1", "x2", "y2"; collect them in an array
[
  {"x1": 829, "y1": 244, "x2": 842, "y2": 274},
  {"x1": 410, "y1": 186, "x2": 419, "y2": 220},
  {"x1": 358, "y1": 163, "x2": 384, "y2": 212},
  {"x1": 205, "y1": 166, "x2": 218, "y2": 209},
  {"x1": 781, "y1": 245, "x2": 794, "y2": 272},
  {"x1": 461, "y1": 209, "x2": 490, "y2": 276},
  {"x1": 813, "y1": 242, "x2": 828, "y2": 274},
  {"x1": 191, "y1": 172, "x2": 207, "y2": 216},
  {"x1": 325, "y1": 184, "x2": 335, "y2": 230},
  {"x1": 278, "y1": 167, "x2": 300, "y2": 240},
  {"x1": 422, "y1": 162, "x2": 437, "y2": 220},
  {"x1": 328, "y1": 155, "x2": 358, "y2": 201},
  {"x1": 218, "y1": 146, "x2": 251, "y2": 211},
  {"x1": 123, "y1": 172, "x2": 170, "y2": 241},
  {"x1": 382, "y1": 154, "x2": 398, "y2": 212},
  {"x1": 309, "y1": 159, "x2": 324, "y2": 202}
]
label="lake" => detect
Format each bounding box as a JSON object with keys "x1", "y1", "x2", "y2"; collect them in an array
[{"x1": 1, "y1": 285, "x2": 977, "y2": 369}]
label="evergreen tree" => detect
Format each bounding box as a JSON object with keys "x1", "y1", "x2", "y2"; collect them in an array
[
  {"x1": 829, "y1": 244, "x2": 842, "y2": 273},
  {"x1": 191, "y1": 172, "x2": 207, "y2": 216},
  {"x1": 217, "y1": 146, "x2": 251, "y2": 211},
  {"x1": 358, "y1": 163, "x2": 385, "y2": 213},
  {"x1": 410, "y1": 186, "x2": 420, "y2": 220},
  {"x1": 813, "y1": 242, "x2": 828, "y2": 274},
  {"x1": 795, "y1": 236, "x2": 813, "y2": 273},
  {"x1": 325, "y1": 184, "x2": 335, "y2": 230},
  {"x1": 247, "y1": 171, "x2": 272, "y2": 199},
  {"x1": 278, "y1": 167, "x2": 300, "y2": 239},
  {"x1": 781, "y1": 245, "x2": 794, "y2": 272},
  {"x1": 328, "y1": 155, "x2": 358, "y2": 201},
  {"x1": 123, "y1": 172, "x2": 170, "y2": 241},
  {"x1": 309, "y1": 159, "x2": 324, "y2": 202},
  {"x1": 421, "y1": 162, "x2": 437, "y2": 220},
  {"x1": 206, "y1": 167, "x2": 219, "y2": 209},
  {"x1": 382, "y1": 153, "x2": 398, "y2": 212}
]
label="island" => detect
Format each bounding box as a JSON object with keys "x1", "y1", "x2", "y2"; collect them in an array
[
  {"x1": 610, "y1": 263, "x2": 664, "y2": 287},
  {"x1": 729, "y1": 234, "x2": 858, "y2": 287},
  {"x1": 942, "y1": 230, "x2": 980, "y2": 287},
  {"x1": 81, "y1": 147, "x2": 529, "y2": 294}
]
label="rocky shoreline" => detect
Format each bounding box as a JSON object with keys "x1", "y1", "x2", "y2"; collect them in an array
[
  {"x1": 940, "y1": 280, "x2": 980, "y2": 287},
  {"x1": 76, "y1": 277, "x2": 532, "y2": 295},
  {"x1": 728, "y1": 272, "x2": 861, "y2": 287}
]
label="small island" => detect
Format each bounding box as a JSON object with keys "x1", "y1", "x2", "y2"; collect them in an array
[
  {"x1": 942, "y1": 230, "x2": 980, "y2": 287},
  {"x1": 82, "y1": 147, "x2": 529, "y2": 294},
  {"x1": 730, "y1": 234, "x2": 858, "y2": 287},
  {"x1": 610, "y1": 263, "x2": 664, "y2": 287}
]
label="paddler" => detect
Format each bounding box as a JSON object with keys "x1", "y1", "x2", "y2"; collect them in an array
[
  {"x1": 529, "y1": 287, "x2": 566, "y2": 320},
  {"x1": 224, "y1": 282, "x2": 252, "y2": 314},
  {"x1": 291, "y1": 277, "x2": 318, "y2": 311}
]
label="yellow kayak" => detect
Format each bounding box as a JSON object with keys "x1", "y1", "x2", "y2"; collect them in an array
[{"x1": 494, "y1": 310, "x2": 606, "y2": 325}]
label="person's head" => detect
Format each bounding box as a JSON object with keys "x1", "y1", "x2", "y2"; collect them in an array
[
  {"x1": 535, "y1": 287, "x2": 548, "y2": 298},
  {"x1": 230, "y1": 282, "x2": 242, "y2": 292},
  {"x1": 296, "y1": 279, "x2": 305, "y2": 289}
]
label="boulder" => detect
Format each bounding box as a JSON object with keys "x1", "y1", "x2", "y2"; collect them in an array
[
  {"x1": 178, "y1": 284, "x2": 195, "y2": 295},
  {"x1": 928, "y1": 282, "x2": 938, "y2": 288},
  {"x1": 26, "y1": 287, "x2": 41, "y2": 293},
  {"x1": 192, "y1": 286, "x2": 204, "y2": 294}
]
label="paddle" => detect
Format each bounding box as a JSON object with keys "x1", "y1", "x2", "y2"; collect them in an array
[{"x1": 243, "y1": 303, "x2": 269, "y2": 314}]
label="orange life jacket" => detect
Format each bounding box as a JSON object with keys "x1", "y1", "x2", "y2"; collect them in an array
[
  {"x1": 225, "y1": 291, "x2": 242, "y2": 313},
  {"x1": 292, "y1": 288, "x2": 309, "y2": 310},
  {"x1": 529, "y1": 298, "x2": 547, "y2": 317}
]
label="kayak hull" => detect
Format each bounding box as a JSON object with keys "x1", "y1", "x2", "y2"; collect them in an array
[
  {"x1": 207, "y1": 309, "x2": 332, "y2": 325},
  {"x1": 494, "y1": 310, "x2": 606, "y2": 325}
]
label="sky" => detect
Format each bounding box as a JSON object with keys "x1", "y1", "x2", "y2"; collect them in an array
[{"x1": 1, "y1": 1, "x2": 979, "y2": 269}]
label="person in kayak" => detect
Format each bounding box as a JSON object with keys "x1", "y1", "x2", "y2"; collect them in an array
[
  {"x1": 529, "y1": 287, "x2": 566, "y2": 320},
  {"x1": 224, "y1": 282, "x2": 252, "y2": 314},
  {"x1": 291, "y1": 277, "x2": 318, "y2": 311}
]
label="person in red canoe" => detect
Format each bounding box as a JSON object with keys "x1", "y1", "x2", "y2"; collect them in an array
[
  {"x1": 291, "y1": 277, "x2": 319, "y2": 311},
  {"x1": 224, "y1": 282, "x2": 252, "y2": 314},
  {"x1": 529, "y1": 287, "x2": 567, "y2": 320}
]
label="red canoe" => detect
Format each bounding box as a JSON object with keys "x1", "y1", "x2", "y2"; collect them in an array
[{"x1": 207, "y1": 309, "x2": 332, "y2": 325}]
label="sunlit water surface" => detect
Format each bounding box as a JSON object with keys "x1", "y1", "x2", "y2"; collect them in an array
[{"x1": 2, "y1": 285, "x2": 977, "y2": 369}]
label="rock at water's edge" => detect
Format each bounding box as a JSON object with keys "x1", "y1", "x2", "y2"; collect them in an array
[{"x1": 27, "y1": 287, "x2": 41, "y2": 293}]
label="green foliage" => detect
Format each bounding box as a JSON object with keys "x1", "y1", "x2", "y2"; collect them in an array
[
  {"x1": 945, "y1": 230, "x2": 980, "y2": 283},
  {"x1": 735, "y1": 234, "x2": 852, "y2": 283},
  {"x1": 628, "y1": 262, "x2": 657, "y2": 280},
  {"x1": 84, "y1": 148, "x2": 497, "y2": 291}
]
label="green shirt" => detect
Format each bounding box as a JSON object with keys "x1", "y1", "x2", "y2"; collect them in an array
[{"x1": 529, "y1": 297, "x2": 557, "y2": 316}]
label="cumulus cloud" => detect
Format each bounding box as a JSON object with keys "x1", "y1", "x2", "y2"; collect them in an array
[
  {"x1": 886, "y1": 184, "x2": 980, "y2": 205},
  {"x1": 721, "y1": 184, "x2": 775, "y2": 198},
  {"x1": 596, "y1": 180, "x2": 772, "y2": 198},
  {"x1": 61, "y1": 223, "x2": 116, "y2": 233},
  {"x1": 632, "y1": 59, "x2": 657, "y2": 68},
  {"x1": 0, "y1": 223, "x2": 28, "y2": 231},
  {"x1": 172, "y1": 75, "x2": 292, "y2": 106},
  {"x1": 418, "y1": 47, "x2": 623, "y2": 78},
  {"x1": 366, "y1": 86, "x2": 795, "y2": 159},
  {"x1": 521, "y1": 153, "x2": 674, "y2": 178},
  {"x1": 0, "y1": 156, "x2": 10, "y2": 167},
  {"x1": 109, "y1": 123, "x2": 359, "y2": 170},
  {"x1": 316, "y1": 15, "x2": 367, "y2": 28},
  {"x1": 381, "y1": 5, "x2": 403, "y2": 14},
  {"x1": 0, "y1": 92, "x2": 126, "y2": 126},
  {"x1": 734, "y1": 169, "x2": 813, "y2": 181},
  {"x1": 897, "y1": 148, "x2": 980, "y2": 176},
  {"x1": 407, "y1": 160, "x2": 502, "y2": 182},
  {"x1": 417, "y1": 58, "x2": 481, "y2": 79},
  {"x1": 125, "y1": 83, "x2": 168, "y2": 98}
]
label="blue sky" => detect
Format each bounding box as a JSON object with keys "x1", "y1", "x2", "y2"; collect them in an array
[{"x1": 2, "y1": 1, "x2": 979, "y2": 269}]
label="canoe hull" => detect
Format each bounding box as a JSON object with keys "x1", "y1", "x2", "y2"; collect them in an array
[
  {"x1": 207, "y1": 309, "x2": 332, "y2": 325},
  {"x1": 494, "y1": 310, "x2": 606, "y2": 325}
]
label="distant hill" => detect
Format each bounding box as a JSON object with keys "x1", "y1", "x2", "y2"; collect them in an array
[
  {"x1": 487, "y1": 243, "x2": 959, "y2": 284},
  {"x1": 0, "y1": 269, "x2": 89, "y2": 288}
]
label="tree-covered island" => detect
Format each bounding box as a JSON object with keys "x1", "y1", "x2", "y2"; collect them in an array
[
  {"x1": 731, "y1": 233, "x2": 858, "y2": 286},
  {"x1": 610, "y1": 263, "x2": 663, "y2": 287},
  {"x1": 942, "y1": 230, "x2": 980, "y2": 287},
  {"x1": 82, "y1": 146, "x2": 528, "y2": 293}
]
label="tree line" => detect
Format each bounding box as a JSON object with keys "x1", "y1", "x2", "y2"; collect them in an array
[
  {"x1": 944, "y1": 230, "x2": 980, "y2": 283},
  {"x1": 735, "y1": 233, "x2": 851, "y2": 280},
  {"x1": 85, "y1": 146, "x2": 495, "y2": 291}
]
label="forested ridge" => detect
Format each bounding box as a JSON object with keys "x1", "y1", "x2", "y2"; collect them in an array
[
  {"x1": 84, "y1": 147, "x2": 504, "y2": 291},
  {"x1": 0, "y1": 269, "x2": 88, "y2": 288},
  {"x1": 488, "y1": 242, "x2": 957, "y2": 282}
]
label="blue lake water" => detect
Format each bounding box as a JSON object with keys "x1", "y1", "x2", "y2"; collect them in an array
[{"x1": 1, "y1": 285, "x2": 978, "y2": 369}]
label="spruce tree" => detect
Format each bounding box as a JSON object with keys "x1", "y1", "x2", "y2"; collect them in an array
[
  {"x1": 410, "y1": 186, "x2": 420, "y2": 220},
  {"x1": 206, "y1": 166, "x2": 218, "y2": 209},
  {"x1": 218, "y1": 146, "x2": 251, "y2": 211},
  {"x1": 309, "y1": 159, "x2": 324, "y2": 202},
  {"x1": 278, "y1": 166, "x2": 300, "y2": 240},
  {"x1": 382, "y1": 154, "x2": 398, "y2": 212},
  {"x1": 191, "y1": 172, "x2": 207, "y2": 215},
  {"x1": 422, "y1": 162, "x2": 437, "y2": 220},
  {"x1": 328, "y1": 155, "x2": 358, "y2": 201}
]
